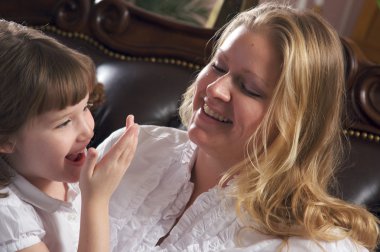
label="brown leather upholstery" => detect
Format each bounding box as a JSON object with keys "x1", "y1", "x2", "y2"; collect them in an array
[
  {"x1": 335, "y1": 38, "x2": 380, "y2": 221},
  {"x1": 52, "y1": 32, "x2": 201, "y2": 145},
  {"x1": 1, "y1": 0, "x2": 379, "y2": 242},
  {"x1": 338, "y1": 136, "x2": 380, "y2": 212}
]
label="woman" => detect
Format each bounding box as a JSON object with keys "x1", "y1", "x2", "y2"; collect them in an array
[{"x1": 98, "y1": 2, "x2": 379, "y2": 251}]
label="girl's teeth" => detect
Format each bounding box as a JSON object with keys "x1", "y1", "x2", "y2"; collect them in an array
[
  {"x1": 66, "y1": 153, "x2": 80, "y2": 161},
  {"x1": 203, "y1": 104, "x2": 230, "y2": 123},
  {"x1": 66, "y1": 150, "x2": 86, "y2": 162}
]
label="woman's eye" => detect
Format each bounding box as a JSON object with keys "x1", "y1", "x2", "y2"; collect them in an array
[
  {"x1": 56, "y1": 120, "x2": 71, "y2": 129},
  {"x1": 240, "y1": 83, "x2": 261, "y2": 98},
  {"x1": 211, "y1": 63, "x2": 226, "y2": 74}
]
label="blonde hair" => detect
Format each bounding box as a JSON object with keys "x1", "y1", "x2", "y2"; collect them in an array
[
  {"x1": 0, "y1": 20, "x2": 97, "y2": 195},
  {"x1": 179, "y1": 2, "x2": 379, "y2": 251}
]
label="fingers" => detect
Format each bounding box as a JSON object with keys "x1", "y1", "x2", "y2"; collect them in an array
[
  {"x1": 97, "y1": 114, "x2": 139, "y2": 167},
  {"x1": 114, "y1": 117, "x2": 139, "y2": 170},
  {"x1": 115, "y1": 115, "x2": 138, "y2": 152},
  {"x1": 109, "y1": 115, "x2": 139, "y2": 157},
  {"x1": 79, "y1": 114, "x2": 138, "y2": 200},
  {"x1": 119, "y1": 125, "x2": 138, "y2": 165},
  {"x1": 126, "y1": 114, "x2": 134, "y2": 129},
  {"x1": 79, "y1": 147, "x2": 98, "y2": 189},
  {"x1": 86, "y1": 148, "x2": 99, "y2": 172}
]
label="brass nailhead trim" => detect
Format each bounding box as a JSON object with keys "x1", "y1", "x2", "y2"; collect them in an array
[
  {"x1": 33, "y1": 26, "x2": 380, "y2": 144},
  {"x1": 35, "y1": 25, "x2": 201, "y2": 71},
  {"x1": 343, "y1": 129, "x2": 380, "y2": 143}
]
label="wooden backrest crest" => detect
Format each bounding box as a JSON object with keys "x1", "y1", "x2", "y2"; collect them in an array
[
  {"x1": 0, "y1": 0, "x2": 215, "y2": 65},
  {"x1": 0, "y1": 0, "x2": 379, "y2": 138}
]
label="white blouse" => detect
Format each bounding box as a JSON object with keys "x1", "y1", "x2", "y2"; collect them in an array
[
  {"x1": 98, "y1": 125, "x2": 368, "y2": 252},
  {"x1": 0, "y1": 158, "x2": 81, "y2": 252}
]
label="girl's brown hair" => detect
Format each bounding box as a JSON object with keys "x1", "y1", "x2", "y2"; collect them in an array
[{"x1": 0, "y1": 20, "x2": 97, "y2": 195}]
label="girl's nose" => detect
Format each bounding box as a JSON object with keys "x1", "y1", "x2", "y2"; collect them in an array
[
  {"x1": 78, "y1": 115, "x2": 94, "y2": 142},
  {"x1": 205, "y1": 75, "x2": 232, "y2": 102}
]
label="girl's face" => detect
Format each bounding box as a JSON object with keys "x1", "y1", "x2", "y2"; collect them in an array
[
  {"x1": 8, "y1": 94, "x2": 94, "y2": 190},
  {"x1": 188, "y1": 25, "x2": 281, "y2": 168}
]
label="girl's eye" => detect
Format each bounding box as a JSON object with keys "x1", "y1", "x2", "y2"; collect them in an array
[
  {"x1": 211, "y1": 62, "x2": 226, "y2": 74},
  {"x1": 84, "y1": 103, "x2": 93, "y2": 111},
  {"x1": 56, "y1": 119, "x2": 71, "y2": 129}
]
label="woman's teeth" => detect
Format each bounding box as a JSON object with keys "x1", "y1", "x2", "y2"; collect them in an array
[{"x1": 203, "y1": 104, "x2": 231, "y2": 123}]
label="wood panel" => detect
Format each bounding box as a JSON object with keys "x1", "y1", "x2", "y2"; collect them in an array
[
  {"x1": 0, "y1": 0, "x2": 216, "y2": 65},
  {"x1": 351, "y1": 0, "x2": 380, "y2": 64}
]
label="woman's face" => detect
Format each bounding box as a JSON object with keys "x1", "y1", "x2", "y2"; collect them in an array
[{"x1": 188, "y1": 25, "x2": 281, "y2": 168}]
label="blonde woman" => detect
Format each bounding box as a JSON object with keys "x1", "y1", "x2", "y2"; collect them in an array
[{"x1": 99, "y1": 2, "x2": 379, "y2": 251}]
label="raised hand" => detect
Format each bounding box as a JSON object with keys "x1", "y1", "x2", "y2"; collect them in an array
[
  {"x1": 79, "y1": 114, "x2": 139, "y2": 203},
  {"x1": 78, "y1": 115, "x2": 139, "y2": 252}
]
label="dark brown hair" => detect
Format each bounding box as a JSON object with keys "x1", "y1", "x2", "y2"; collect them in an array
[{"x1": 0, "y1": 20, "x2": 97, "y2": 195}]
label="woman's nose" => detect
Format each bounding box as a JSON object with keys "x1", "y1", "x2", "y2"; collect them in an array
[{"x1": 206, "y1": 75, "x2": 232, "y2": 102}]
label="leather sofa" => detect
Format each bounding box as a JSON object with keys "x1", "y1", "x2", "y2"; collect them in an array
[{"x1": 1, "y1": 0, "x2": 379, "y2": 247}]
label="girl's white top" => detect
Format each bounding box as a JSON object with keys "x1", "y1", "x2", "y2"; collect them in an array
[
  {"x1": 97, "y1": 125, "x2": 368, "y2": 252},
  {"x1": 0, "y1": 158, "x2": 81, "y2": 252}
]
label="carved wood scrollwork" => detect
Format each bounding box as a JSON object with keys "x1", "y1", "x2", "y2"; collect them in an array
[
  {"x1": 342, "y1": 37, "x2": 380, "y2": 133},
  {"x1": 356, "y1": 66, "x2": 380, "y2": 127},
  {"x1": 91, "y1": 0, "x2": 130, "y2": 36},
  {"x1": 54, "y1": 0, "x2": 90, "y2": 31}
]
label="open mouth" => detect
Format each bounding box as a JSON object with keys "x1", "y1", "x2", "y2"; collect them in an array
[
  {"x1": 65, "y1": 150, "x2": 86, "y2": 163},
  {"x1": 203, "y1": 104, "x2": 232, "y2": 123}
]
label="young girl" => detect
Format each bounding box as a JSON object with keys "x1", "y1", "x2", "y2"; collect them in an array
[{"x1": 0, "y1": 20, "x2": 139, "y2": 251}]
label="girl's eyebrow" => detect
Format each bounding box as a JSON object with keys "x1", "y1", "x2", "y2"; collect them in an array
[{"x1": 40, "y1": 109, "x2": 74, "y2": 125}]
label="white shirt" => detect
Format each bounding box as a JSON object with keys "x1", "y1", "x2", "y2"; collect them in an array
[
  {"x1": 98, "y1": 125, "x2": 367, "y2": 252},
  {"x1": 0, "y1": 158, "x2": 81, "y2": 252}
]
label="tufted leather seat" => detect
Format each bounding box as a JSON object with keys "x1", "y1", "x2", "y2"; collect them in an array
[{"x1": 337, "y1": 135, "x2": 380, "y2": 217}]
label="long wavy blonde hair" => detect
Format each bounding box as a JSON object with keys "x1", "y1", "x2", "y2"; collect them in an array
[{"x1": 179, "y1": 2, "x2": 379, "y2": 251}]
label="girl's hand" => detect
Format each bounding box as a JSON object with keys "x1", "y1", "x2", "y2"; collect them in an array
[
  {"x1": 78, "y1": 115, "x2": 138, "y2": 252},
  {"x1": 79, "y1": 114, "x2": 139, "y2": 204}
]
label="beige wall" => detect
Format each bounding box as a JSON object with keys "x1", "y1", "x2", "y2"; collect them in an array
[{"x1": 259, "y1": 0, "x2": 365, "y2": 36}]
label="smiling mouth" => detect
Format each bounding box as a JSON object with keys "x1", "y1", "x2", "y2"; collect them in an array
[
  {"x1": 203, "y1": 104, "x2": 232, "y2": 123},
  {"x1": 65, "y1": 150, "x2": 86, "y2": 163}
]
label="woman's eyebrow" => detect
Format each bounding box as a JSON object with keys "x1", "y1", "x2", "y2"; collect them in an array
[
  {"x1": 241, "y1": 68, "x2": 271, "y2": 91},
  {"x1": 217, "y1": 48, "x2": 271, "y2": 90},
  {"x1": 214, "y1": 48, "x2": 228, "y2": 62}
]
